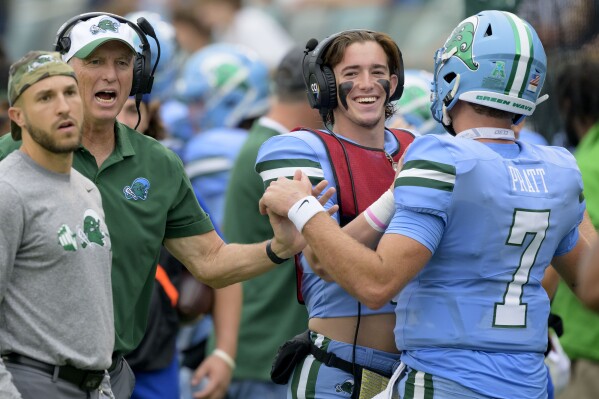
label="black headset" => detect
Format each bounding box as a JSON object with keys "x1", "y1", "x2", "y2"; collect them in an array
[
  {"x1": 302, "y1": 29, "x2": 405, "y2": 117},
  {"x1": 54, "y1": 12, "x2": 157, "y2": 98}
]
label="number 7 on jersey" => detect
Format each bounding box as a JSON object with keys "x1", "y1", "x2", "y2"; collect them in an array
[{"x1": 494, "y1": 209, "x2": 550, "y2": 327}]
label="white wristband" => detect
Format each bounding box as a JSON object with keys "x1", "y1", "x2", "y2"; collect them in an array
[
  {"x1": 364, "y1": 190, "x2": 395, "y2": 232},
  {"x1": 212, "y1": 349, "x2": 236, "y2": 370},
  {"x1": 288, "y1": 196, "x2": 325, "y2": 232}
]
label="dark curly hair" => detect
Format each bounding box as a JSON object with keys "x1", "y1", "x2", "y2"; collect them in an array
[{"x1": 555, "y1": 58, "x2": 599, "y2": 146}]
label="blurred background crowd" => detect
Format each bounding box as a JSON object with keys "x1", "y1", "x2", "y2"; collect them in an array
[{"x1": 1, "y1": 0, "x2": 599, "y2": 145}]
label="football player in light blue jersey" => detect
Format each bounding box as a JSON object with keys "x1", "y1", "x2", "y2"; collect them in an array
[
  {"x1": 176, "y1": 43, "x2": 271, "y2": 399},
  {"x1": 178, "y1": 43, "x2": 270, "y2": 227},
  {"x1": 256, "y1": 30, "x2": 414, "y2": 398},
  {"x1": 259, "y1": 10, "x2": 594, "y2": 399}
]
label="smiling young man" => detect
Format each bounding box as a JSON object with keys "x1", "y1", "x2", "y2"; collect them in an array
[
  {"x1": 0, "y1": 51, "x2": 113, "y2": 399},
  {"x1": 0, "y1": 13, "x2": 328, "y2": 399},
  {"x1": 255, "y1": 30, "x2": 414, "y2": 398}
]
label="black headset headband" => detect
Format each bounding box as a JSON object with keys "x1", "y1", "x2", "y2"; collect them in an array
[
  {"x1": 302, "y1": 29, "x2": 404, "y2": 116},
  {"x1": 54, "y1": 12, "x2": 156, "y2": 97}
]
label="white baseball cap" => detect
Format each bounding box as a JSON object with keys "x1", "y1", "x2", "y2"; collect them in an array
[{"x1": 62, "y1": 15, "x2": 138, "y2": 61}]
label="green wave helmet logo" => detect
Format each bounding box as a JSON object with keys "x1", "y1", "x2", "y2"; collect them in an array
[
  {"x1": 398, "y1": 85, "x2": 430, "y2": 120},
  {"x1": 214, "y1": 63, "x2": 249, "y2": 92},
  {"x1": 445, "y1": 20, "x2": 478, "y2": 71}
]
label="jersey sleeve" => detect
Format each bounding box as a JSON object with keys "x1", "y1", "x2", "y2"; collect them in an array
[
  {"x1": 392, "y1": 134, "x2": 456, "y2": 224},
  {"x1": 255, "y1": 131, "x2": 338, "y2": 212},
  {"x1": 255, "y1": 133, "x2": 325, "y2": 188}
]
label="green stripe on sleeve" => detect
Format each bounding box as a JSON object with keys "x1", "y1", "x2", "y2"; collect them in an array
[{"x1": 395, "y1": 160, "x2": 456, "y2": 192}]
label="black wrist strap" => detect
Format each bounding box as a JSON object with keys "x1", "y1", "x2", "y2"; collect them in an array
[{"x1": 266, "y1": 240, "x2": 289, "y2": 264}]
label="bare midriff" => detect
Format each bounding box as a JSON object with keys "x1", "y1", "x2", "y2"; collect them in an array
[{"x1": 309, "y1": 314, "x2": 399, "y2": 353}]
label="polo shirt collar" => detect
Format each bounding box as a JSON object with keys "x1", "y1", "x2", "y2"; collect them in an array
[{"x1": 114, "y1": 121, "x2": 136, "y2": 158}]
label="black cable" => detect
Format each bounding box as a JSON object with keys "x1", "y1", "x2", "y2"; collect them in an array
[
  {"x1": 304, "y1": 38, "x2": 362, "y2": 380},
  {"x1": 322, "y1": 118, "x2": 361, "y2": 377}
]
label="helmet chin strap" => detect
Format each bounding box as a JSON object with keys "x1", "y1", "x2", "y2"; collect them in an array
[
  {"x1": 441, "y1": 73, "x2": 461, "y2": 135},
  {"x1": 536, "y1": 93, "x2": 549, "y2": 106}
]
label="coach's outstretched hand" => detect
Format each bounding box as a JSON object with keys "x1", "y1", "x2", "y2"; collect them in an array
[{"x1": 261, "y1": 170, "x2": 337, "y2": 259}]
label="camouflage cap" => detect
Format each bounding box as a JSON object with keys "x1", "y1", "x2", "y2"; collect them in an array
[{"x1": 8, "y1": 51, "x2": 77, "y2": 139}]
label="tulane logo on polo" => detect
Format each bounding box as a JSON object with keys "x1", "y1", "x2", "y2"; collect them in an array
[
  {"x1": 90, "y1": 17, "x2": 120, "y2": 35},
  {"x1": 444, "y1": 16, "x2": 478, "y2": 71},
  {"x1": 123, "y1": 177, "x2": 150, "y2": 200}
]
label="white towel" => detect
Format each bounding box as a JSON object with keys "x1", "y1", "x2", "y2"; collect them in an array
[{"x1": 371, "y1": 362, "x2": 405, "y2": 399}]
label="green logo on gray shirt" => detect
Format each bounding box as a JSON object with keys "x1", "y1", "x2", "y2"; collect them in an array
[{"x1": 57, "y1": 209, "x2": 108, "y2": 251}]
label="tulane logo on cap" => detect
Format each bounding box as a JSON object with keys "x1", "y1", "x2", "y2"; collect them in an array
[
  {"x1": 26, "y1": 54, "x2": 58, "y2": 72},
  {"x1": 90, "y1": 17, "x2": 120, "y2": 35}
]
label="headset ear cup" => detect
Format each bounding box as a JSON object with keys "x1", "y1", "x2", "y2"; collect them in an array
[
  {"x1": 130, "y1": 54, "x2": 145, "y2": 96},
  {"x1": 321, "y1": 65, "x2": 337, "y2": 110},
  {"x1": 390, "y1": 45, "x2": 404, "y2": 102},
  {"x1": 56, "y1": 37, "x2": 71, "y2": 54},
  {"x1": 390, "y1": 74, "x2": 404, "y2": 101}
]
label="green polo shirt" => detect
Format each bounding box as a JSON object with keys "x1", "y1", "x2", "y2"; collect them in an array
[
  {"x1": 0, "y1": 123, "x2": 214, "y2": 355},
  {"x1": 551, "y1": 122, "x2": 599, "y2": 362}
]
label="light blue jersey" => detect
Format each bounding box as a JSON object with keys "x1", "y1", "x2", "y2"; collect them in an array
[
  {"x1": 256, "y1": 129, "x2": 401, "y2": 318},
  {"x1": 388, "y1": 134, "x2": 585, "y2": 398},
  {"x1": 183, "y1": 127, "x2": 248, "y2": 227}
]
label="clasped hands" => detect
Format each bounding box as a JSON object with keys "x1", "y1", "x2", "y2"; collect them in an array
[{"x1": 259, "y1": 170, "x2": 338, "y2": 258}]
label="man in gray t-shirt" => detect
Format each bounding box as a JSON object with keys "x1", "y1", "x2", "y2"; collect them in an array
[{"x1": 0, "y1": 51, "x2": 113, "y2": 399}]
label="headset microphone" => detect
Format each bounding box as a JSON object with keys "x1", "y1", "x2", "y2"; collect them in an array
[
  {"x1": 305, "y1": 38, "x2": 318, "y2": 54},
  {"x1": 135, "y1": 16, "x2": 160, "y2": 96}
]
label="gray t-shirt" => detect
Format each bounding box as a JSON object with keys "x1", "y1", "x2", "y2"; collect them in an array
[{"x1": 0, "y1": 151, "x2": 113, "y2": 397}]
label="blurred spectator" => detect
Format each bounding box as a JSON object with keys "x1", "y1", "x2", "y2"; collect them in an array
[
  {"x1": 463, "y1": 0, "x2": 520, "y2": 16},
  {"x1": 513, "y1": 119, "x2": 549, "y2": 145},
  {"x1": 218, "y1": 46, "x2": 321, "y2": 399},
  {"x1": 124, "y1": 11, "x2": 197, "y2": 155},
  {"x1": 177, "y1": 43, "x2": 271, "y2": 226},
  {"x1": 126, "y1": 11, "x2": 182, "y2": 102},
  {"x1": 551, "y1": 57, "x2": 599, "y2": 399},
  {"x1": 0, "y1": 0, "x2": 7, "y2": 36},
  {"x1": 387, "y1": 69, "x2": 445, "y2": 135},
  {"x1": 517, "y1": 0, "x2": 596, "y2": 51},
  {"x1": 4, "y1": 0, "x2": 87, "y2": 60},
  {"x1": 175, "y1": 43, "x2": 270, "y2": 399},
  {"x1": 578, "y1": 239, "x2": 599, "y2": 313},
  {"x1": 0, "y1": 60, "x2": 9, "y2": 136},
  {"x1": 516, "y1": 0, "x2": 599, "y2": 142},
  {"x1": 192, "y1": 0, "x2": 294, "y2": 70},
  {"x1": 118, "y1": 95, "x2": 166, "y2": 140},
  {"x1": 171, "y1": 6, "x2": 212, "y2": 58}
]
